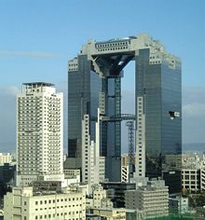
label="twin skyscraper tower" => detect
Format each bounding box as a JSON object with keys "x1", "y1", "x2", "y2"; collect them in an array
[
  {"x1": 16, "y1": 33, "x2": 181, "y2": 194},
  {"x1": 67, "y1": 33, "x2": 182, "y2": 194}
]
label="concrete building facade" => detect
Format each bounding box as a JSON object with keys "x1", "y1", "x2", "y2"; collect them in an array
[
  {"x1": 86, "y1": 184, "x2": 113, "y2": 209},
  {"x1": 201, "y1": 166, "x2": 205, "y2": 191},
  {"x1": 125, "y1": 180, "x2": 169, "y2": 219},
  {"x1": 0, "y1": 153, "x2": 13, "y2": 165},
  {"x1": 81, "y1": 111, "x2": 105, "y2": 194},
  {"x1": 4, "y1": 185, "x2": 86, "y2": 220},
  {"x1": 16, "y1": 82, "x2": 64, "y2": 186},
  {"x1": 182, "y1": 168, "x2": 203, "y2": 192},
  {"x1": 63, "y1": 168, "x2": 80, "y2": 182}
]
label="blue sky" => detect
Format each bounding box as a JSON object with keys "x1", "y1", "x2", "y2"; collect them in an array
[{"x1": 0, "y1": 0, "x2": 205, "y2": 153}]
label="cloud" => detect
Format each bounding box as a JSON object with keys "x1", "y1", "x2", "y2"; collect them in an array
[
  {"x1": 0, "y1": 50, "x2": 59, "y2": 58},
  {"x1": 0, "y1": 86, "x2": 19, "y2": 96},
  {"x1": 183, "y1": 103, "x2": 205, "y2": 118}
]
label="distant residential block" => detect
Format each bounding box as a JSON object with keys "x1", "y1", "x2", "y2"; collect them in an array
[{"x1": 0, "y1": 153, "x2": 12, "y2": 165}]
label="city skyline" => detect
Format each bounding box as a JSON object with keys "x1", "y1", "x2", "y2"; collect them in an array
[
  {"x1": 0, "y1": 0, "x2": 205, "y2": 153},
  {"x1": 1, "y1": 1, "x2": 205, "y2": 219}
]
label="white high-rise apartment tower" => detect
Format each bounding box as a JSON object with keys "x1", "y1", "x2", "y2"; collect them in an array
[{"x1": 16, "y1": 82, "x2": 64, "y2": 186}]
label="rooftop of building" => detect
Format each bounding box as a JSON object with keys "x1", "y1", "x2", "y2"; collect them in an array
[
  {"x1": 78, "y1": 33, "x2": 181, "y2": 62},
  {"x1": 23, "y1": 82, "x2": 55, "y2": 87},
  {"x1": 101, "y1": 181, "x2": 135, "y2": 185},
  {"x1": 13, "y1": 186, "x2": 83, "y2": 197},
  {"x1": 91, "y1": 207, "x2": 125, "y2": 212},
  {"x1": 127, "y1": 186, "x2": 168, "y2": 192},
  {"x1": 33, "y1": 189, "x2": 83, "y2": 196}
]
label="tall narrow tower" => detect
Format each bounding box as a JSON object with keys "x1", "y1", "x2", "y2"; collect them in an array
[{"x1": 16, "y1": 82, "x2": 64, "y2": 186}]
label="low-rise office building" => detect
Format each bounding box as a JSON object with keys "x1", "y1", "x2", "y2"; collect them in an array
[
  {"x1": 86, "y1": 184, "x2": 113, "y2": 209},
  {"x1": 125, "y1": 180, "x2": 169, "y2": 219},
  {"x1": 64, "y1": 168, "x2": 80, "y2": 180},
  {"x1": 4, "y1": 183, "x2": 86, "y2": 220}
]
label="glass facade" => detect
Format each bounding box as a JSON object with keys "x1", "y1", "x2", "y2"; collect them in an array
[
  {"x1": 68, "y1": 55, "x2": 91, "y2": 165},
  {"x1": 135, "y1": 49, "x2": 181, "y2": 193},
  {"x1": 68, "y1": 36, "x2": 181, "y2": 191},
  {"x1": 68, "y1": 55, "x2": 122, "y2": 181}
]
